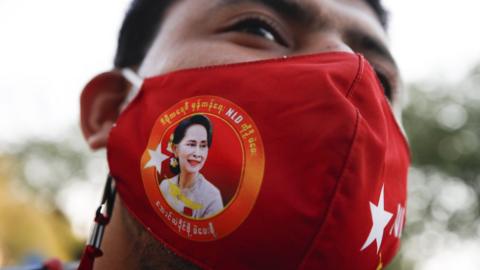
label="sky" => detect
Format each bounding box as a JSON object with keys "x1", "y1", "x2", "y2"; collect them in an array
[
  {"x1": 384, "y1": 0, "x2": 480, "y2": 82},
  {"x1": 1, "y1": 0, "x2": 480, "y2": 268}
]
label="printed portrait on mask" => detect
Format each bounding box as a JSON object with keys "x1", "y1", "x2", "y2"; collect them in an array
[
  {"x1": 141, "y1": 96, "x2": 265, "y2": 241},
  {"x1": 159, "y1": 114, "x2": 225, "y2": 219}
]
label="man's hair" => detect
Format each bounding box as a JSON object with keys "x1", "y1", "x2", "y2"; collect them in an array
[{"x1": 114, "y1": 0, "x2": 388, "y2": 68}]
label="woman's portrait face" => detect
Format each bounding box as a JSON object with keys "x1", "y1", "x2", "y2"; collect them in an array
[{"x1": 174, "y1": 124, "x2": 209, "y2": 174}]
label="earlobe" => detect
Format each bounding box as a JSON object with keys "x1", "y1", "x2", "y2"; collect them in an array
[
  {"x1": 172, "y1": 144, "x2": 178, "y2": 157},
  {"x1": 80, "y1": 70, "x2": 129, "y2": 150}
]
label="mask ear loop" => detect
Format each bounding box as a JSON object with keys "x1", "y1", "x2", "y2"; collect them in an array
[
  {"x1": 78, "y1": 175, "x2": 117, "y2": 270},
  {"x1": 121, "y1": 68, "x2": 144, "y2": 104}
]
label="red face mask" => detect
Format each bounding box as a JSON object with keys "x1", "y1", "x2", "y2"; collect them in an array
[{"x1": 80, "y1": 52, "x2": 410, "y2": 269}]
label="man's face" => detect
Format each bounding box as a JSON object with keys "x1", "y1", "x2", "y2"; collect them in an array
[{"x1": 138, "y1": 0, "x2": 398, "y2": 102}]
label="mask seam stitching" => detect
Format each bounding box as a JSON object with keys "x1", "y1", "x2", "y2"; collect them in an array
[
  {"x1": 297, "y1": 109, "x2": 361, "y2": 269},
  {"x1": 346, "y1": 54, "x2": 365, "y2": 99}
]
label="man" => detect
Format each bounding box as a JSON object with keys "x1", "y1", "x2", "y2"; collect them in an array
[{"x1": 79, "y1": 0, "x2": 408, "y2": 269}]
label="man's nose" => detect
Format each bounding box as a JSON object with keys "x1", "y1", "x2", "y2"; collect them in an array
[{"x1": 296, "y1": 32, "x2": 353, "y2": 55}]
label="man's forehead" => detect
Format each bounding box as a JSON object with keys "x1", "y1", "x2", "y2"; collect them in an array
[{"x1": 217, "y1": 0, "x2": 382, "y2": 26}]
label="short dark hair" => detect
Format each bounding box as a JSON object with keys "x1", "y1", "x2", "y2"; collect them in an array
[
  {"x1": 114, "y1": 0, "x2": 388, "y2": 68},
  {"x1": 170, "y1": 114, "x2": 213, "y2": 174},
  {"x1": 364, "y1": 0, "x2": 389, "y2": 29},
  {"x1": 114, "y1": 0, "x2": 175, "y2": 68}
]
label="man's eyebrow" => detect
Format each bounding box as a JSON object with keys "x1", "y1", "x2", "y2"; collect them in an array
[
  {"x1": 221, "y1": 0, "x2": 316, "y2": 25},
  {"x1": 347, "y1": 29, "x2": 396, "y2": 66},
  {"x1": 220, "y1": 0, "x2": 396, "y2": 66}
]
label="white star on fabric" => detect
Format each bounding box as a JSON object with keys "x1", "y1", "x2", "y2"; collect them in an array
[
  {"x1": 361, "y1": 184, "x2": 393, "y2": 253},
  {"x1": 144, "y1": 143, "x2": 169, "y2": 174}
]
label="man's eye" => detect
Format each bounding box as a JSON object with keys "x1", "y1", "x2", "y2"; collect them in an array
[
  {"x1": 226, "y1": 18, "x2": 288, "y2": 47},
  {"x1": 374, "y1": 69, "x2": 393, "y2": 100}
]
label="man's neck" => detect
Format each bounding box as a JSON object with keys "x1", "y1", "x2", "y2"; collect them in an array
[
  {"x1": 93, "y1": 195, "x2": 139, "y2": 270},
  {"x1": 93, "y1": 196, "x2": 200, "y2": 269}
]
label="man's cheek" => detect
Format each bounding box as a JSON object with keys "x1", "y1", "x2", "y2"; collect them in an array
[{"x1": 141, "y1": 41, "x2": 282, "y2": 77}]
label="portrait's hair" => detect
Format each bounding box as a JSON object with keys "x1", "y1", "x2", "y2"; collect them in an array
[
  {"x1": 113, "y1": 0, "x2": 388, "y2": 68},
  {"x1": 170, "y1": 114, "x2": 213, "y2": 174}
]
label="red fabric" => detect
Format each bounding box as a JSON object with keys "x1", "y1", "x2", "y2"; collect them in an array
[
  {"x1": 78, "y1": 245, "x2": 103, "y2": 270},
  {"x1": 183, "y1": 207, "x2": 193, "y2": 216},
  {"x1": 43, "y1": 258, "x2": 62, "y2": 270},
  {"x1": 105, "y1": 52, "x2": 409, "y2": 269}
]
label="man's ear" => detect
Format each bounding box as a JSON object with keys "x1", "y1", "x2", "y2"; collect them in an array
[{"x1": 80, "y1": 70, "x2": 129, "y2": 150}]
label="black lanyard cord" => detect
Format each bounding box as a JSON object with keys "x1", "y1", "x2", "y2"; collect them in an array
[{"x1": 78, "y1": 174, "x2": 117, "y2": 270}]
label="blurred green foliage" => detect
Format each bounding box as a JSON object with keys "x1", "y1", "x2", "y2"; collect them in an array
[
  {"x1": 388, "y1": 64, "x2": 480, "y2": 269},
  {"x1": 0, "y1": 155, "x2": 83, "y2": 265},
  {"x1": 0, "y1": 130, "x2": 104, "y2": 266},
  {"x1": 8, "y1": 131, "x2": 91, "y2": 204},
  {"x1": 405, "y1": 74, "x2": 480, "y2": 183}
]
